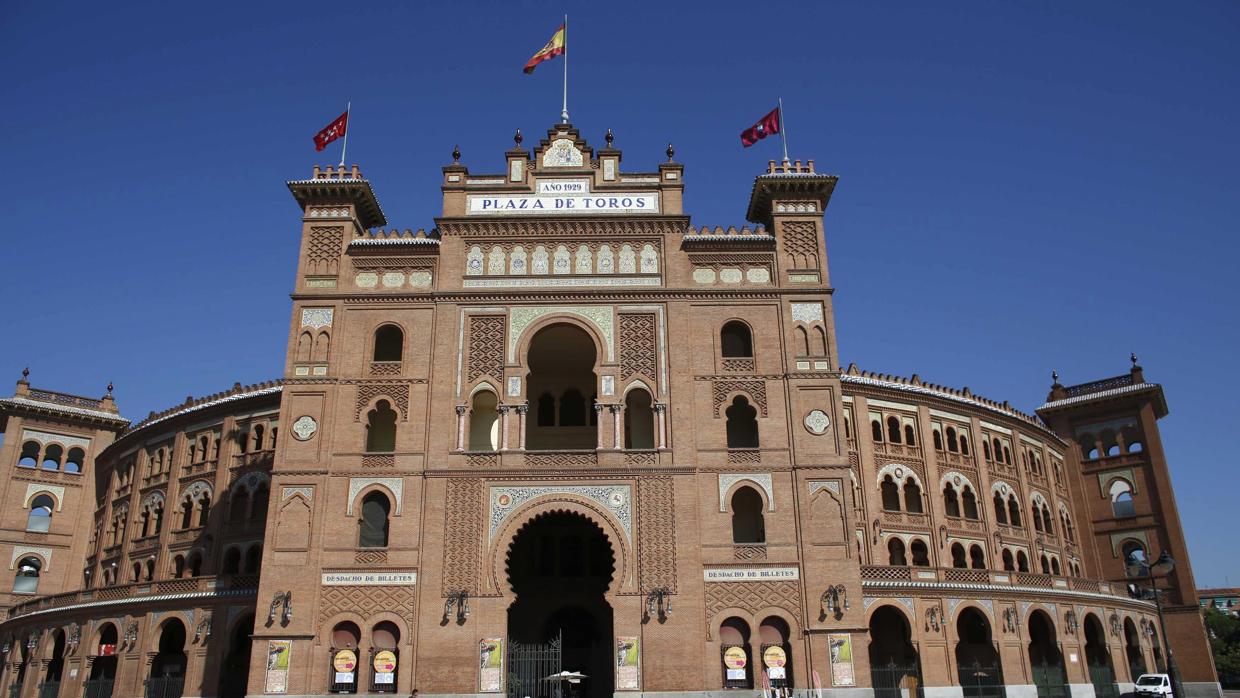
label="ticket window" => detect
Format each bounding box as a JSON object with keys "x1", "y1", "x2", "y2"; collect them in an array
[
  {"x1": 329, "y1": 622, "x2": 361, "y2": 694},
  {"x1": 759, "y1": 617, "x2": 792, "y2": 691},
  {"x1": 720, "y1": 618, "x2": 754, "y2": 689},
  {"x1": 370, "y1": 622, "x2": 401, "y2": 694}
]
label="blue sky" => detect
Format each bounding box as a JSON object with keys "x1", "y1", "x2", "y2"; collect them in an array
[{"x1": 1, "y1": 2, "x2": 1236, "y2": 585}]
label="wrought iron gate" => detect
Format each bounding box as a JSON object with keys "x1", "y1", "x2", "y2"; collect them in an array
[
  {"x1": 1088, "y1": 663, "x2": 1120, "y2": 698},
  {"x1": 507, "y1": 632, "x2": 562, "y2": 698},
  {"x1": 1031, "y1": 661, "x2": 1069, "y2": 698},
  {"x1": 871, "y1": 661, "x2": 924, "y2": 698},
  {"x1": 958, "y1": 661, "x2": 1004, "y2": 698}
]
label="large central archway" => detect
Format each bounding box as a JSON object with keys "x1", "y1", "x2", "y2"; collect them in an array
[
  {"x1": 525, "y1": 323, "x2": 599, "y2": 450},
  {"x1": 506, "y1": 511, "x2": 615, "y2": 698}
]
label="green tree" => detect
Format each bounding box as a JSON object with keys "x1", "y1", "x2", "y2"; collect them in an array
[{"x1": 1203, "y1": 608, "x2": 1240, "y2": 683}]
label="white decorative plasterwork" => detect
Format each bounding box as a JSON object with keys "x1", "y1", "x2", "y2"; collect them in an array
[
  {"x1": 508, "y1": 306, "x2": 614, "y2": 362},
  {"x1": 746, "y1": 268, "x2": 770, "y2": 283},
  {"x1": 692, "y1": 268, "x2": 716, "y2": 284},
  {"x1": 863, "y1": 597, "x2": 879, "y2": 612},
  {"x1": 542, "y1": 138, "x2": 584, "y2": 167},
  {"x1": 877, "y1": 463, "x2": 922, "y2": 488},
  {"x1": 355, "y1": 272, "x2": 378, "y2": 288},
  {"x1": 140, "y1": 491, "x2": 165, "y2": 509},
  {"x1": 718, "y1": 268, "x2": 743, "y2": 284},
  {"x1": 24, "y1": 484, "x2": 65, "y2": 511},
  {"x1": 804, "y1": 409, "x2": 831, "y2": 435},
  {"x1": 347, "y1": 477, "x2": 403, "y2": 515},
  {"x1": 300, "y1": 307, "x2": 334, "y2": 329},
  {"x1": 897, "y1": 597, "x2": 915, "y2": 617},
  {"x1": 489, "y1": 485, "x2": 631, "y2": 542},
  {"x1": 20, "y1": 429, "x2": 91, "y2": 450},
  {"x1": 183, "y1": 481, "x2": 212, "y2": 501},
  {"x1": 939, "y1": 470, "x2": 978, "y2": 492},
  {"x1": 791, "y1": 302, "x2": 824, "y2": 324},
  {"x1": 507, "y1": 377, "x2": 521, "y2": 397},
  {"x1": 282, "y1": 486, "x2": 314, "y2": 501},
  {"x1": 11, "y1": 546, "x2": 52, "y2": 570},
  {"x1": 381, "y1": 272, "x2": 405, "y2": 288},
  {"x1": 808, "y1": 480, "x2": 841, "y2": 496},
  {"x1": 601, "y1": 376, "x2": 615, "y2": 396},
  {"x1": 602, "y1": 159, "x2": 616, "y2": 181},
  {"x1": 292, "y1": 416, "x2": 318, "y2": 441},
  {"x1": 979, "y1": 599, "x2": 994, "y2": 617},
  {"x1": 719, "y1": 474, "x2": 775, "y2": 512},
  {"x1": 991, "y1": 480, "x2": 1014, "y2": 496},
  {"x1": 409, "y1": 271, "x2": 433, "y2": 288},
  {"x1": 510, "y1": 159, "x2": 525, "y2": 182},
  {"x1": 233, "y1": 471, "x2": 270, "y2": 494}
]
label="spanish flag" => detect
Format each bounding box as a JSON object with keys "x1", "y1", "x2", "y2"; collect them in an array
[{"x1": 524, "y1": 24, "x2": 566, "y2": 74}]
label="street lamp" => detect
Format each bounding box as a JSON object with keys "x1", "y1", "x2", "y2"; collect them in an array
[{"x1": 1125, "y1": 550, "x2": 1179, "y2": 698}]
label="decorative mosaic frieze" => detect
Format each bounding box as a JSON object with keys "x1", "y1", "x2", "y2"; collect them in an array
[
  {"x1": 300, "y1": 307, "x2": 334, "y2": 329},
  {"x1": 24, "y1": 484, "x2": 65, "y2": 510},
  {"x1": 791, "y1": 302, "x2": 824, "y2": 325},
  {"x1": 489, "y1": 485, "x2": 632, "y2": 542},
  {"x1": 718, "y1": 473, "x2": 774, "y2": 512},
  {"x1": 20, "y1": 429, "x2": 91, "y2": 450},
  {"x1": 807, "y1": 480, "x2": 841, "y2": 496},
  {"x1": 10, "y1": 546, "x2": 52, "y2": 570},
  {"x1": 281, "y1": 486, "x2": 313, "y2": 501}
]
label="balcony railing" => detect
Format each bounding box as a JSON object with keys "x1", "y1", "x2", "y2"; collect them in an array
[
  {"x1": 858, "y1": 565, "x2": 1126, "y2": 599},
  {"x1": 873, "y1": 442, "x2": 923, "y2": 460},
  {"x1": 5, "y1": 574, "x2": 255, "y2": 620}
]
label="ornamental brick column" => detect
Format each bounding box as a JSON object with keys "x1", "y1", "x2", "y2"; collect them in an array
[
  {"x1": 594, "y1": 405, "x2": 606, "y2": 449},
  {"x1": 455, "y1": 405, "x2": 467, "y2": 451},
  {"x1": 611, "y1": 405, "x2": 623, "y2": 449}
]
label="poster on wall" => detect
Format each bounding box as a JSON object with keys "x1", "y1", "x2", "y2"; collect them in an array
[
  {"x1": 828, "y1": 634, "x2": 855, "y2": 687},
  {"x1": 723, "y1": 646, "x2": 748, "y2": 681},
  {"x1": 333, "y1": 649, "x2": 358, "y2": 685},
  {"x1": 763, "y1": 646, "x2": 787, "y2": 680},
  {"x1": 373, "y1": 650, "x2": 397, "y2": 686},
  {"x1": 616, "y1": 637, "x2": 640, "y2": 690},
  {"x1": 264, "y1": 640, "x2": 292, "y2": 694},
  {"x1": 479, "y1": 638, "x2": 505, "y2": 693}
]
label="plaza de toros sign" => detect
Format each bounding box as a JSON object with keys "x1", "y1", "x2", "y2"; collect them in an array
[{"x1": 467, "y1": 179, "x2": 659, "y2": 215}]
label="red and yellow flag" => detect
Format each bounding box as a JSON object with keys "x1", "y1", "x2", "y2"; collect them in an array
[{"x1": 523, "y1": 24, "x2": 565, "y2": 74}]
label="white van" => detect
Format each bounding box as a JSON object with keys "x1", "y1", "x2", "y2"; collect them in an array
[{"x1": 1134, "y1": 674, "x2": 1172, "y2": 698}]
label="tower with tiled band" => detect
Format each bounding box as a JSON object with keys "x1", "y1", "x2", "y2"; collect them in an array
[{"x1": 1039, "y1": 360, "x2": 1217, "y2": 693}]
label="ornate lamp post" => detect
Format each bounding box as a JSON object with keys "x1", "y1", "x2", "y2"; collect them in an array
[{"x1": 1126, "y1": 550, "x2": 1179, "y2": 698}]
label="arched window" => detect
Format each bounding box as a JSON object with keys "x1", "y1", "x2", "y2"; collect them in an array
[
  {"x1": 959, "y1": 433, "x2": 970, "y2": 455},
  {"x1": 933, "y1": 429, "x2": 943, "y2": 451},
  {"x1": 42, "y1": 444, "x2": 63, "y2": 471},
  {"x1": 992, "y1": 438, "x2": 1002, "y2": 462},
  {"x1": 365, "y1": 400, "x2": 397, "y2": 453},
  {"x1": 725, "y1": 396, "x2": 759, "y2": 448},
  {"x1": 131, "y1": 562, "x2": 142, "y2": 582},
  {"x1": 910, "y1": 540, "x2": 930, "y2": 567},
  {"x1": 1002, "y1": 445, "x2": 1011, "y2": 464},
  {"x1": 880, "y1": 476, "x2": 901, "y2": 512},
  {"x1": 197, "y1": 494, "x2": 211, "y2": 527},
  {"x1": 903, "y1": 478, "x2": 923, "y2": 514},
  {"x1": 730, "y1": 487, "x2": 766, "y2": 544},
  {"x1": 244, "y1": 545, "x2": 262, "y2": 574},
  {"x1": 1016, "y1": 550, "x2": 1029, "y2": 572},
  {"x1": 26, "y1": 495, "x2": 54, "y2": 532},
  {"x1": 871, "y1": 419, "x2": 883, "y2": 442},
  {"x1": 1051, "y1": 557, "x2": 1061, "y2": 575},
  {"x1": 559, "y1": 389, "x2": 586, "y2": 426},
  {"x1": 18, "y1": 441, "x2": 39, "y2": 468},
  {"x1": 794, "y1": 326, "x2": 810, "y2": 357},
  {"x1": 222, "y1": 547, "x2": 241, "y2": 575},
  {"x1": 373, "y1": 325, "x2": 404, "y2": 362},
  {"x1": 903, "y1": 424, "x2": 916, "y2": 446},
  {"x1": 951, "y1": 543, "x2": 967, "y2": 568},
  {"x1": 145, "y1": 558, "x2": 155, "y2": 581},
  {"x1": 468, "y1": 390, "x2": 499, "y2": 451},
  {"x1": 957, "y1": 486, "x2": 977, "y2": 520},
  {"x1": 1110, "y1": 480, "x2": 1135, "y2": 518},
  {"x1": 943, "y1": 484, "x2": 961, "y2": 518},
  {"x1": 1122, "y1": 541, "x2": 1147, "y2": 567},
  {"x1": 982, "y1": 440, "x2": 992, "y2": 461},
  {"x1": 993, "y1": 492, "x2": 1008, "y2": 525},
  {"x1": 720, "y1": 321, "x2": 753, "y2": 358},
  {"x1": 1040, "y1": 554, "x2": 1050, "y2": 574},
  {"x1": 886, "y1": 417, "x2": 902, "y2": 444},
  {"x1": 1041, "y1": 506, "x2": 1053, "y2": 534},
  {"x1": 251, "y1": 484, "x2": 269, "y2": 524},
  {"x1": 229, "y1": 489, "x2": 250, "y2": 523},
  {"x1": 359, "y1": 492, "x2": 391, "y2": 548},
  {"x1": 252, "y1": 424, "x2": 265, "y2": 452},
  {"x1": 719, "y1": 618, "x2": 753, "y2": 689},
  {"x1": 64, "y1": 448, "x2": 85, "y2": 474},
  {"x1": 1007, "y1": 496, "x2": 1022, "y2": 527},
  {"x1": 188, "y1": 551, "x2": 203, "y2": 577},
  {"x1": 1033, "y1": 504, "x2": 1043, "y2": 532},
  {"x1": 536, "y1": 392, "x2": 555, "y2": 426},
  {"x1": 888, "y1": 538, "x2": 907, "y2": 566},
  {"x1": 624, "y1": 388, "x2": 655, "y2": 449},
  {"x1": 1002, "y1": 549, "x2": 1015, "y2": 571},
  {"x1": 13, "y1": 556, "x2": 42, "y2": 593},
  {"x1": 970, "y1": 545, "x2": 986, "y2": 569},
  {"x1": 172, "y1": 555, "x2": 186, "y2": 578},
  {"x1": 946, "y1": 427, "x2": 959, "y2": 452}
]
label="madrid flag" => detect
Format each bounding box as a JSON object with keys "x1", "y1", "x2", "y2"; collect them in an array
[
  {"x1": 740, "y1": 107, "x2": 781, "y2": 147},
  {"x1": 524, "y1": 24, "x2": 566, "y2": 74},
  {"x1": 313, "y1": 110, "x2": 349, "y2": 152}
]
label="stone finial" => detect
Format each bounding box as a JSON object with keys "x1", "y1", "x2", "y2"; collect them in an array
[
  {"x1": 1130, "y1": 352, "x2": 1139, "y2": 367},
  {"x1": 107, "y1": 382, "x2": 114, "y2": 396},
  {"x1": 452, "y1": 145, "x2": 461, "y2": 164},
  {"x1": 666, "y1": 143, "x2": 675, "y2": 162},
  {"x1": 1052, "y1": 369, "x2": 1059, "y2": 383},
  {"x1": 605, "y1": 128, "x2": 614, "y2": 147},
  {"x1": 21, "y1": 367, "x2": 29, "y2": 381},
  {"x1": 514, "y1": 129, "x2": 523, "y2": 147}
]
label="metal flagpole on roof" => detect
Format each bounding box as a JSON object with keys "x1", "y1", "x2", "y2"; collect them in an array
[
  {"x1": 778, "y1": 97, "x2": 789, "y2": 164},
  {"x1": 339, "y1": 102, "x2": 351, "y2": 168},
  {"x1": 561, "y1": 16, "x2": 569, "y2": 123}
]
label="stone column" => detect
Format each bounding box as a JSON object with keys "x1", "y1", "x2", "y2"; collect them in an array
[
  {"x1": 499, "y1": 405, "x2": 511, "y2": 451},
  {"x1": 611, "y1": 404, "x2": 623, "y2": 450},
  {"x1": 516, "y1": 405, "x2": 528, "y2": 450},
  {"x1": 654, "y1": 403, "x2": 667, "y2": 449},
  {"x1": 455, "y1": 405, "x2": 467, "y2": 451},
  {"x1": 594, "y1": 405, "x2": 606, "y2": 449}
]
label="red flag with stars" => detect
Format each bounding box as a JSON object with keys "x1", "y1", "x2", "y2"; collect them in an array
[
  {"x1": 740, "y1": 107, "x2": 781, "y2": 147},
  {"x1": 313, "y1": 110, "x2": 349, "y2": 152}
]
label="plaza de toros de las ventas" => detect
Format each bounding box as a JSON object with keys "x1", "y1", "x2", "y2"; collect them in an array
[{"x1": 0, "y1": 123, "x2": 1219, "y2": 698}]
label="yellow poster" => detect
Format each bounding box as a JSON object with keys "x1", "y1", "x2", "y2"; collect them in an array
[
  {"x1": 829, "y1": 633, "x2": 855, "y2": 687},
  {"x1": 479, "y1": 638, "x2": 504, "y2": 693},
  {"x1": 264, "y1": 640, "x2": 291, "y2": 694},
  {"x1": 616, "y1": 636, "x2": 640, "y2": 690},
  {"x1": 333, "y1": 649, "x2": 357, "y2": 673},
  {"x1": 723, "y1": 646, "x2": 748, "y2": 669}
]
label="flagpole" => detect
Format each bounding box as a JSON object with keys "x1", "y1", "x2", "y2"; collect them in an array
[
  {"x1": 778, "y1": 97, "x2": 789, "y2": 164},
  {"x1": 339, "y1": 102, "x2": 351, "y2": 168},
  {"x1": 561, "y1": 15, "x2": 569, "y2": 123}
]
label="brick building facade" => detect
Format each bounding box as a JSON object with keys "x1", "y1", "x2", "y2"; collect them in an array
[{"x1": 0, "y1": 123, "x2": 1218, "y2": 698}]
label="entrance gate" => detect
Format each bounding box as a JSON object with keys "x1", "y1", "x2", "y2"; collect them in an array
[
  {"x1": 958, "y1": 661, "x2": 1004, "y2": 698},
  {"x1": 506, "y1": 632, "x2": 562, "y2": 698},
  {"x1": 1031, "y1": 661, "x2": 1069, "y2": 698}
]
